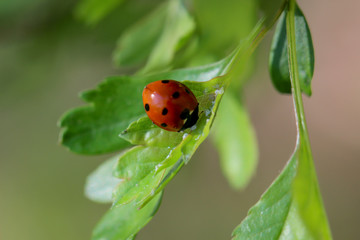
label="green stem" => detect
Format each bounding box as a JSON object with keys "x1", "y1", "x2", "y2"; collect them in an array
[
  {"x1": 251, "y1": 1, "x2": 287, "y2": 53},
  {"x1": 286, "y1": 0, "x2": 309, "y2": 143},
  {"x1": 226, "y1": 1, "x2": 287, "y2": 87},
  {"x1": 287, "y1": 2, "x2": 333, "y2": 238}
]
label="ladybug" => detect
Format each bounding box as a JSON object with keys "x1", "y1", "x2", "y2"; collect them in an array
[{"x1": 142, "y1": 80, "x2": 199, "y2": 132}]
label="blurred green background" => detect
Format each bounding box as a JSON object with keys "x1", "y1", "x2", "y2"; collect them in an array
[{"x1": 1, "y1": 0, "x2": 359, "y2": 239}]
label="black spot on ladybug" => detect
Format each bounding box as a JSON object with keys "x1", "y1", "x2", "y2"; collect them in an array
[
  {"x1": 145, "y1": 104, "x2": 150, "y2": 111},
  {"x1": 172, "y1": 92, "x2": 180, "y2": 99},
  {"x1": 161, "y1": 123, "x2": 167, "y2": 127},
  {"x1": 161, "y1": 80, "x2": 170, "y2": 83},
  {"x1": 162, "y1": 108, "x2": 168, "y2": 115},
  {"x1": 180, "y1": 108, "x2": 189, "y2": 120},
  {"x1": 185, "y1": 88, "x2": 190, "y2": 94}
]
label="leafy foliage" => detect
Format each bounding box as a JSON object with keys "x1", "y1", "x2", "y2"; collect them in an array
[
  {"x1": 232, "y1": 140, "x2": 331, "y2": 240},
  {"x1": 113, "y1": 0, "x2": 195, "y2": 73},
  {"x1": 232, "y1": 155, "x2": 297, "y2": 240},
  {"x1": 212, "y1": 92, "x2": 258, "y2": 190},
  {"x1": 75, "y1": 0, "x2": 125, "y2": 25},
  {"x1": 113, "y1": 3, "x2": 168, "y2": 67},
  {"x1": 269, "y1": 3, "x2": 314, "y2": 96},
  {"x1": 92, "y1": 193, "x2": 163, "y2": 240},
  {"x1": 59, "y1": 49, "x2": 236, "y2": 154},
  {"x1": 140, "y1": 0, "x2": 195, "y2": 74},
  {"x1": 59, "y1": 0, "x2": 332, "y2": 239},
  {"x1": 59, "y1": 76, "x2": 140, "y2": 154},
  {"x1": 59, "y1": 32, "x2": 254, "y2": 237},
  {"x1": 112, "y1": 78, "x2": 225, "y2": 207},
  {"x1": 192, "y1": 0, "x2": 257, "y2": 57},
  {"x1": 85, "y1": 154, "x2": 123, "y2": 203},
  {"x1": 232, "y1": 1, "x2": 331, "y2": 239},
  {"x1": 59, "y1": 14, "x2": 267, "y2": 236}
]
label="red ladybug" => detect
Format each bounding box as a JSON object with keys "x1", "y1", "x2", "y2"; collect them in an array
[{"x1": 142, "y1": 80, "x2": 199, "y2": 132}]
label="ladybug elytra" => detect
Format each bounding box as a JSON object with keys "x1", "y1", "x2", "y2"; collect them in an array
[{"x1": 142, "y1": 80, "x2": 199, "y2": 132}]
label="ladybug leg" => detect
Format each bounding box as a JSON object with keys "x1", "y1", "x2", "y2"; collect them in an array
[{"x1": 180, "y1": 104, "x2": 199, "y2": 131}]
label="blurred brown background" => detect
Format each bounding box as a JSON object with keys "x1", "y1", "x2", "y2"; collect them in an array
[{"x1": 0, "y1": 0, "x2": 359, "y2": 239}]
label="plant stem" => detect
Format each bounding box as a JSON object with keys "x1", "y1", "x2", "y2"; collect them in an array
[
  {"x1": 227, "y1": 1, "x2": 287, "y2": 87},
  {"x1": 286, "y1": 0, "x2": 309, "y2": 143},
  {"x1": 286, "y1": 3, "x2": 333, "y2": 239}
]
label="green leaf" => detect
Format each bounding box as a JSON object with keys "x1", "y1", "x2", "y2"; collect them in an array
[
  {"x1": 258, "y1": 0, "x2": 286, "y2": 27},
  {"x1": 233, "y1": 2, "x2": 331, "y2": 239},
  {"x1": 92, "y1": 192, "x2": 162, "y2": 240},
  {"x1": 140, "y1": 0, "x2": 196, "y2": 74},
  {"x1": 85, "y1": 154, "x2": 123, "y2": 203},
  {"x1": 113, "y1": 0, "x2": 195, "y2": 72},
  {"x1": 112, "y1": 78, "x2": 225, "y2": 207},
  {"x1": 58, "y1": 17, "x2": 267, "y2": 155},
  {"x1": 232, "y1": 153, "x2": 297, "y2": 240},
  {"x1": 75, "y1": 0, "x2": 125, "y2": 25},
  {"x1": 292, "y1": 139, "x2": 332, "y2": 240},
  {"x1": 113, "y1": 3, "x2": 168, "y2": 67},
  {"x1": 60, "y1": 18, "x2": 270, "y2": 239},
  {"x1": 121, "y1": 117, "x2": 183, "y2": 148},
  {"x1": 111, "y1": 145, "x2": 172, "y2": 206},
  {"x1": 58, "y1": 46, "x2": 239, "y2": 155},
  {"x1": 232, "y1": 140, "x2": 331, "y2": 240},
  {"x1": 58, "y1": 76, "x2": 142, "y2": 154},
  {"x1": 211, "y1": 92, "x2": 258, "y2": 190},
  {"x1": 193, "y1": 0, "x2": 257, "y2": 56},
  {"x1": 269, "y1": 4, "x2": 314, "y2": 96}
]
